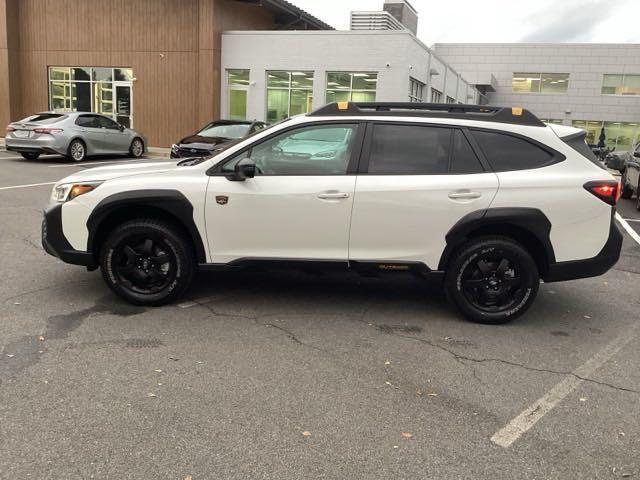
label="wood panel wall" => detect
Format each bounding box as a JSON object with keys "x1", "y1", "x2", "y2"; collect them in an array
[{"x1": 1, "y1": 0, "x2": 277, "y2": 147}]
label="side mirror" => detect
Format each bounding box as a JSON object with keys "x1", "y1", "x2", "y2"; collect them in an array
[
  {"x1": 633, "y1": 151, "x2": 640, "y2": 159},
  {"x1": 230, "y1": 157, "x2": 256, "y2": 181},
  {"x1": 118, "y1": 124, "x2": 125, "y2": 132}
]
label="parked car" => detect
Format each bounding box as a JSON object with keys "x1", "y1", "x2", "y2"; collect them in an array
[
  {"x1": 6, "y1": 112, "x2": 145, "y2": 162},
  {"x1": 42, "y1": 102, "x2": 622, "y2": 324},
  {"x1": 619, "y1": 143, "x2": 640, "y2": 203},
  {"x1": 170, "y1": 120, "x2": 268, "y2": 158}
]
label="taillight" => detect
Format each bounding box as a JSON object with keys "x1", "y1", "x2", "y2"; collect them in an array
[
  {"x1": 6, "y1": 125, "x2": 15, "y2": 132},
  {"x1": 33, "y1": 127, "x2": 63, "y2": 134},
  {"x1": 584, "y1": 180, "x2": 620, "y2": 206}
]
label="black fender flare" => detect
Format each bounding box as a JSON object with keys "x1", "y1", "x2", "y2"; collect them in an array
[
  {"x1": 86, "y1": 189, "x2": 207, "y2": 263},
  {"x1": 437, "y1": 207, "x2": 555, "y2": 271}
]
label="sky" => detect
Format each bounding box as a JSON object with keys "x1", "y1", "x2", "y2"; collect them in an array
[{"x1": 291, "y1": 0, "x2": 640, "y2": 46}]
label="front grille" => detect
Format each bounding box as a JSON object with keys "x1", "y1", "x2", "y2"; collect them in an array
[{"x1": 176, "y1": 147, "x2": 211, "y2": 157}]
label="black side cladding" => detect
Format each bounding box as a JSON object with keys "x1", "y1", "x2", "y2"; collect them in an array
[{"x1": 86, "y1": 189, "x2": 207, "y2": 263}]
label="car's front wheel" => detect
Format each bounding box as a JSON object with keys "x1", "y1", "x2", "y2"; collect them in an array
[
  {"x1": 20, "y1": 152, "x2": 40, "y2": 160},
  {"x1": 445, "y1": 236, "x2": 539, "y2": 324},
  {"x1": 68, "y1": 139, "x2": 86, "y2": 162},
  {"x1": 100, "y1": 219, "x2": 194, "y2": 305},
  {"x1": 129, "y1": 138, "x2": 144, "y2": 158}
]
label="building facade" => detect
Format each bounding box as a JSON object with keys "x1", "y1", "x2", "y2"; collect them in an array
[
  {"x1": 0, "y1": 0, "x2": 330, "y2": 147},
  {"x1": 220, "y1": 30, "x2": 480, "y2": 124},
  {"x1": 435, "y1": 43, "x2": 640, "y2": 150}
]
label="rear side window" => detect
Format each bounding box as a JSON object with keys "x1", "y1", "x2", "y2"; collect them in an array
[
  {"x1": 472, "y1": 130, "x2": 555, "y2": 171},
  {"x1": 75, "y1": 115, "x2": 97, "y2": 128},
  {"x1": 451, "y1": 130, "x2": 484, "y2": 174},
  {"x1": 368, "y1": 124, "x2": 451, "y2": 174},
  {"x1": 562, "y1": 132, "x2": 600, "y2": 166}
]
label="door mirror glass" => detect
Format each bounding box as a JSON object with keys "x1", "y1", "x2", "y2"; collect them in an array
[{"x1": 230, "y1": 157, "x2": 256, "y2": 181}]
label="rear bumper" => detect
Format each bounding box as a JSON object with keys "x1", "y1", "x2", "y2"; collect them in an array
[
  {"x1": 42, "y1": 204, "x2": 97, "y2": 268},
  {"x1": 6, "y1": 137, "x2": 67, "y2": 155},
  {"x1": 543, "y1": 214, "x2": 622, "y2": 282}
]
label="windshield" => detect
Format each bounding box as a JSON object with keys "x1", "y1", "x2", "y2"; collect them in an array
[{"x1": 197, "y1": 123, "x2": 251, "y2": 139}]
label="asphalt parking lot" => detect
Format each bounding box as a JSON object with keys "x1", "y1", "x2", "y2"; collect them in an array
[{"x1": 1, "y1": 150, "x2": 639, "y2": 479}]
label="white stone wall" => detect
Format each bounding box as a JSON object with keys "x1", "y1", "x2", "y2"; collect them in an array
[
  {"x1": 433, "y1": 43, "x2": 640, "y2": 124},
  {"x1": 220, "y1": 30, "x2": 478, "y2": 122}
]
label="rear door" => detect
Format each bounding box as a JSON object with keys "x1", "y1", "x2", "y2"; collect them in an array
[
  {"x1": 348, "y1": 123, "x2": 499, "y2": 269},
  {"x1": 74, "y1": 115, "x2": 105, "y2": 154}
]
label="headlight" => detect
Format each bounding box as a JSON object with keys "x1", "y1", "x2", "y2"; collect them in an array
[
  {"x1": 52, "y1": 181, "x2": 103, "y2": 203},
  {"x1": 171, "y1": 144, "x2": 179, "y2": 152}
]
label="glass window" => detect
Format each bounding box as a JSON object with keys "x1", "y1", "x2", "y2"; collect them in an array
[
  {"x1": 72, "y1": 67, "x2": 91, "y2": 81},
  {"x1": 75, "y1": 115, "x2": 98, "y2": 128},
  {"x1": 409, "y1": 78, "x2": 424, "y2": 102},
  {"x1": 602, "y1": 74, "x2": 640, "y2": 95},
  {"x1": 472, "y1": 130, "x2": 555, "y2": 171},
  {"x1": 513, "y1": 73, "x2": 569, "y2": 93},
  {"x1": 431, "y1": 88, "x2": 442, "y2": 103},
  {"x1": 326, "y1": 72, "x2": 377, "y2": 104},
  {"x1": 72, "y1": 82, "x2": 92, "y2": 111},
  {"x1": 228, "y1": 69, "x2": 250, "y2": 86},
  {"x1": 50, "y1": 81, "x2": 72, "y2": 110},
  {"x1": 114, "y1": 68, "x2": 133, "y2": 81},
  {"x1": 198, "y1": 122, "x2": 251, "y2": 139},
  {"x1": 225, "y1": 124, "x2": 357, "y2": 176},
  {"x1": 451, "y1": 130, "x2": 483, "y2": 174},
  {"x1": 93, "y1": 82, "x2": 113, "y2": 114},
  {"x1": 49, "y1": 67, "x2": 70, "y2": 81},
  {"x1": 96, "y1": 115, "x2": 120, "y2": 129},
  {"x1": 368, "y1": 124, "x2": 451, "y2": 175},
  {"x1": 446, "y1": 96, "x2": 455, "y2": 104},
  {"x1": 572, "y1": 120, "x2": 640, "y2": 150},
  {"x1": 266, "y1": 71, "x2": 314, "y2": 123}
]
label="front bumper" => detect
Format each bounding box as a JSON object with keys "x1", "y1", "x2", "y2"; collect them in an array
[
  {"x1": 543, "y1": 212, "x2": 623, "y2": 282},
  {"x1": 42, "y1": 204, "x2": 97, "y2": 268}
]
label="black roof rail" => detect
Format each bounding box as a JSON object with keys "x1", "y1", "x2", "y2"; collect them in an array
[{"x1": 307, "y1": 102, "x2": 546, "y2": 127}]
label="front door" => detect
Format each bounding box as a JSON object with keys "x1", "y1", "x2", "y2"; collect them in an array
[
  {"x1": 348, "y1": 123, "x2": 499, "y2": 269},
  {"x1": 114, "y1": 83, "x2": 133, "y2": 128},
  {"x1": 205, "y1": 123, "x2": 363, "y2": 263}
]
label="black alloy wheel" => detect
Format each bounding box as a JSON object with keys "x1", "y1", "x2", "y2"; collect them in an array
[
  {"x1": 445, "y1": 236, "x2": 539, "y2": 324},
  {"x1": 100, "y1": 219, "x2": 194, "y2": 305}
]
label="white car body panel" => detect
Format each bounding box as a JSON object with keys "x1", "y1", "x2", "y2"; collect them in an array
[{"x1": 348, "y1": 173, "x2": 499, "y2": 267}]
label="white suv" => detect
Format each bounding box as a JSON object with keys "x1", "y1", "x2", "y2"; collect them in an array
[{"x1": 42, "y1": 102, "x2": 623, "y2": 324}]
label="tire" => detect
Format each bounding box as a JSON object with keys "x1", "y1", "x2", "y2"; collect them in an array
[
  {"x1": 129, "y1": 138, "x2": 144, "y2": 158},
  {"x1": 636, "y1": 189, "x2": 640, "y2": 211},
  {"x1": 620, "y1": 170, "x2": 634, "y2": 199},
  {"x1": 20, "y1": 152, "x2": 40, "y2": 160},
  {"x1": 444, "y1": 236, "x2": 540, "y2": 324},
  {"x1": 67, "y1": 139, "x2": 86, "y2": 162},
  {"x1": 100, "y1": 218, "x2": 194, "y2": 306}
]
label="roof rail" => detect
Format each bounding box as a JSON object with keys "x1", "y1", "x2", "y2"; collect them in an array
[{"x1": 308, "y1": 102, "x2": 545, "y2": 127}]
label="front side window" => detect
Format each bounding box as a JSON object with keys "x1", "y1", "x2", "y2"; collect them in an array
[
  {"x1": 512, "y1": 73, "x2": 569, "y2": 93},
  {"x1": 431, "y1": 88, "x2": 442, "y2": 103},
  {"x1": 266, "y1": 71, "x2": 314, "y2": 123},
  {"x1": 408, "y1": 78, "x2": 424, "y2": 102},
  {"x1": 472, "y1": 130, "x2": 555, "y2": 171},
  {"x1": 368, "y1": 124, "x2": 451, "y2": 175},
  {"x1": 96, "y1": 115, "x2": 120, "y2": 129},
  {"x1": 326, "y1": 72, "x2": 377, "y2": 103},
  {"x1": 602, "y1": 74, "x2": 640, "y2": 95},
  {"x1": 224, "y1": 124, "x2": 357, "y2": 176}
]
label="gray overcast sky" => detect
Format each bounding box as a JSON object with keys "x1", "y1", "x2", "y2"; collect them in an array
[{"x1": 292, "y1": 0, "x2": 640, "y2": 46}]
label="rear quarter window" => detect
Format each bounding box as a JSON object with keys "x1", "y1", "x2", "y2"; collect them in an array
[{"x1": 471, "y1": 129, "x2": 558, "y2": 171}]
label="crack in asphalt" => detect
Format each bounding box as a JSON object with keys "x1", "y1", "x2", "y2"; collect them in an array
[{"x1": 190, "y1": 299, "x2": 638, "y2": 395}]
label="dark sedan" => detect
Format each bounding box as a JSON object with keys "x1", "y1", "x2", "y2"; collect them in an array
[{"x1": 170, "y1": 120, "x2": 267, "y2": 158}]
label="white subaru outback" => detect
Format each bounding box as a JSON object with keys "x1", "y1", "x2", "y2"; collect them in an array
[{"x1": 42, "y1": 102, "x2": 623, "y2": 324}]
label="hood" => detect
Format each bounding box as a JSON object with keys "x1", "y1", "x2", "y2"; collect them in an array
[
  {"x1": 177, "y1": 135, "x2": 233, "y2": 148},
  {"x1": 55, "y1": 161, "x2": 179, "y2": 184}
]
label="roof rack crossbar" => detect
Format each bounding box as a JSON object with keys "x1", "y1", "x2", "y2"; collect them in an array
[{"x1": 308, "y1": 102, "x2": 545, "y2": 127}]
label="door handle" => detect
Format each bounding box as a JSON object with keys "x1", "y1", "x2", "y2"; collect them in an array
[
  {"x1": 317, "y1": 192, "x2": 350, "y2": 199},
  {"x1": 448, "y1": 190, "x2": 482, "y2": 200}
]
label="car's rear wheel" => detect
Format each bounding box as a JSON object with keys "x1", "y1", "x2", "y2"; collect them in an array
[
  {"x1": 100, "y1": 219, "x2": 194, "y2": 305},
  {"x1": 129, "y1": 138, "x2": 144, "y2": 158},
  {"x1": 68, "y1": 139, "x2": 86, "y2": 162},
  {"x1": 620, "y1": 170, "x2": 634, "y2": 199},
  {"x1": 445, "y1": 236, "x2": 539, "y2": 324},
  {"x1": 20, "y1": 152, "x2": 40, "y2": 160}
]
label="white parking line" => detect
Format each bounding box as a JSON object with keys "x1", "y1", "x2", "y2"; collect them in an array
[
  {"x1": 616, "y1": 213, "x2": 640, "y2": 246},
  {"x1": 491, "y1": 325, "x2": 638, "y2": 448},
  {"x1": 0, "y1": 181, "x2": 56, "y2": 191}
]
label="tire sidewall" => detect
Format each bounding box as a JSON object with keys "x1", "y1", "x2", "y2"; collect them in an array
[
  {"x1": 100, "y1": 221, "x2": 193, "y2": 305},
  {"x1": 445, "y1": 238, "x2": 539, "y2": 324}
]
